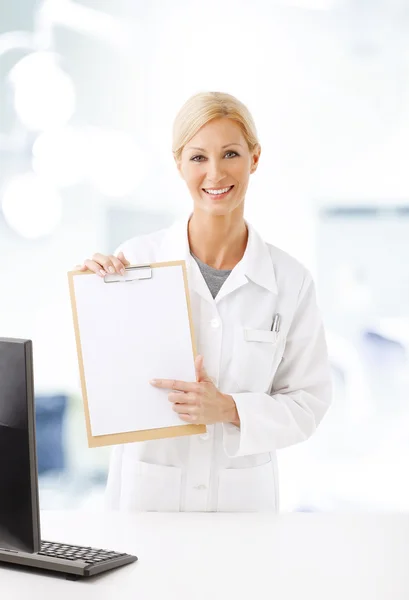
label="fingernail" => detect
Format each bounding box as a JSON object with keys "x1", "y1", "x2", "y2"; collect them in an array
[
  {"x1": 100, "y1": 269, "x2": 106, "y2": 277},
  {"x1": 149, "y1": 379, "x2": 158, "y2": 384},
  {"x1": 120, "y1": 268, "x2": 125, "y2": 276},
  {"x1": 108, "y1": 266, "x2": 115, "y2": 273}
]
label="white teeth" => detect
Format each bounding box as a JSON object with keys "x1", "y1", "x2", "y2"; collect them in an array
[{"x1": 204, "y1": 186, "x2": 232, "y2": 195}]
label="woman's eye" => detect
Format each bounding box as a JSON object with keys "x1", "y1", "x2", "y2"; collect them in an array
[{"x1": 190, "y1": 150, "x2": 239, "y2": 162}]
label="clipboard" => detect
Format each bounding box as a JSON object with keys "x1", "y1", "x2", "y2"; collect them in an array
[{"x1": 68, "y1": 260, "x2": 206, "y2": 448}]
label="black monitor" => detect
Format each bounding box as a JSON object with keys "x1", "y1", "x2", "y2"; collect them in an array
[
  {"x1": 0, "y1": 338, "x2": 40, "y2": 553},
  {"x1": 0, "y1": 337, "x2": 137, "y2": 579}
]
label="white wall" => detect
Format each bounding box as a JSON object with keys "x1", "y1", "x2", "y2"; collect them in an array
[
  {"x1": 1, "y1": 0, "x2": 409, "y2": 391},
  {"x1": 0, "y1": 191, "x2": 105, "y2": 394}
]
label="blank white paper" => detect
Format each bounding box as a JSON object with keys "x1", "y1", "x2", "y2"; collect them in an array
[{"x1": 72, "y1": 265, "x2": 196, "y2": 436}]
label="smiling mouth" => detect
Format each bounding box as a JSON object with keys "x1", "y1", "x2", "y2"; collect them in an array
[{"x1": 202, "y1": 185, "x2": 234, "y2": 197}]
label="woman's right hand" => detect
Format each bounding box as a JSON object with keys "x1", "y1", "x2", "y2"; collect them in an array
[{"x1": 77, "y1": 251, "x2": 130, "y2": 277}]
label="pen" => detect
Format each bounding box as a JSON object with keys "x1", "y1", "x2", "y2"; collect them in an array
[{"x1": 271, "y1": 313, "x2": 281, "y2": 332}]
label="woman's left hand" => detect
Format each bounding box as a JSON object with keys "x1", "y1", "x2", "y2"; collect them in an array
[{"x1": 149, "y1": 355, "x2": 238, "y2": 425}]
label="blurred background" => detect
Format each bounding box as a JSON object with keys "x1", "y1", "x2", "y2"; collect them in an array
[{"x1": 0, "y1": 0, "x2": 408, "y2": 512}]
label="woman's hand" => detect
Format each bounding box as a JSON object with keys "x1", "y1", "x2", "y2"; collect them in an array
[
  {"x1": 150, "y1": 355, "x2": 240, "y2": 426},
  {"x1": 76, "y1": 251, "x2": 130, "y2": 277}
]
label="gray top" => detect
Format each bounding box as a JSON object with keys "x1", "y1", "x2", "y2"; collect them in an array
[{"x1": 191, "y1": 253, "x2": 232, "y2": 299}]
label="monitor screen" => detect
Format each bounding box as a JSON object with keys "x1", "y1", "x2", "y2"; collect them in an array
[{"x1": 0, "y1": 338, "x2": 40, "y2": 553}]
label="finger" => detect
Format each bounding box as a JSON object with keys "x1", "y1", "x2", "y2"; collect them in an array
[
  {"x1": 178, "y1": 412, "x2": 198, "y2": 423},
  {"x1": 195, "y1": 355, "x2": 211, "y2": 383},
  {"x1": 117, "y1": 251, "x2": 131, "y2": 266},
  {"x1": 195, "y1": 355, "x2": 203, "y2": 382},
  {"x1": 150, "y1": 379, "x2": 199, "y2": 393},
  {"x1": 84, "y1": 259, "x2": 110, "y2": 277},
  {"x1": 108, "y1": 255, "x2": 127, "y2": 275},
  {"x1": 168, "y1": 392, "x2": 197, "y2": 404},
  {"x1": 91, "y1": 253, "x2": 118, "y2": 276},
  {"x1": 172, "y1": 404, "x2": 199, "y2": 420}
]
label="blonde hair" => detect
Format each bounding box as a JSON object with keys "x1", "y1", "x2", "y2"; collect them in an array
[{"x1": 172, "y1": 91, "x2": 259, "y2": 162}]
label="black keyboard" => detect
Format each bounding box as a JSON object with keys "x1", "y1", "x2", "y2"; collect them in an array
[
  {"x1": 0, "y1": 538, "x2": 138, "y2": 579},
  {"x1": 39, "y1": 540, "x2": 127, "y2": 566}
]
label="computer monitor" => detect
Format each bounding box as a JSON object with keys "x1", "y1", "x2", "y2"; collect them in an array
[
  {"x1": 0, "y1": 337, "x2": 137, "y2": 578},
  {"x1": 0, "y1": 338, "x2": 41, "y2": 553}
]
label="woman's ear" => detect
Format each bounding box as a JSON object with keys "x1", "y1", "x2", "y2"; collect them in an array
[
  {"x1": 174, "y1": 154, "x2": 184, "y2": 179},
  {"x1": 250, "y1": 144, "x2": 261, "y2": 174}
]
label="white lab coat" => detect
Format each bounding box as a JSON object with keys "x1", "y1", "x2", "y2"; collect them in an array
[{"x1": 105, "y1": 215, "x2": 332, "y2": 512}]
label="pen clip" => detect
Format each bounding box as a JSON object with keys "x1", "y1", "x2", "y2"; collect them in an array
[{"x1": 271, "y1": 313, "x2": 281, "y2": 333}]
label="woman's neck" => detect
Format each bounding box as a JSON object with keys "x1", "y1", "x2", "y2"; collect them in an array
[{"x1": 188, "y1": 211, "x2": 248, "y2": 270}]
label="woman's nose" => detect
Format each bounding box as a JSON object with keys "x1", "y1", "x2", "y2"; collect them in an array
[{"x1": 206, "y1": 160, "x2": 225, "y2": 182}]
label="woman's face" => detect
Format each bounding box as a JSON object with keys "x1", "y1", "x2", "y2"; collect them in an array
[{"x1": 176, "y1": 117, "x2": 261, "y2": 217}]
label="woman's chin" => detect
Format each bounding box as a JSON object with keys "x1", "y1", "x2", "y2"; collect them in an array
[
  {"x1": 200, "y1": 203, "x2": 232, "y2": 217},
  {"x1": 195, "y1": 197, "x2": 243, "y2": 217}
]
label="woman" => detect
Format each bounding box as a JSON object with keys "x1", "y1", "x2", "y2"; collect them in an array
[{"x1": 79, "y1": 91, "x2": 332, "y2": 512}]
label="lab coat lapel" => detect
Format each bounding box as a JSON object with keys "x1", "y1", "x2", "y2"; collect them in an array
[
  {"x1": 215, "y1": 222, "x2": 278, "y2": 302},
  {"x1": 157, "y1": 216, "x2": 278, "y2": 304},
  {"x1": 213, "y1": 268, "x2": 248, "y2": 303}
]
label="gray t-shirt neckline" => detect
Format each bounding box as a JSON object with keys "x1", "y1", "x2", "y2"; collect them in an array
[{"x1": 190, "y1": 252, "x2": 232, "y2": 299}]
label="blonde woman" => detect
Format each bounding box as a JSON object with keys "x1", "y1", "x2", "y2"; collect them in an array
[{"x1": 79, "y1": 91, "x2": 332, "y2": 512}]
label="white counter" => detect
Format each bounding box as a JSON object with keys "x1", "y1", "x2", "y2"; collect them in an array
[{"x1": 1, "y1": 510, "x2": 409, "y2": 599}]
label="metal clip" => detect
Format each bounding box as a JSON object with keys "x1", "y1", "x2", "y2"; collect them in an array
[{"x1": 103, "y1": 265, "x2": 152, "y2": 283}]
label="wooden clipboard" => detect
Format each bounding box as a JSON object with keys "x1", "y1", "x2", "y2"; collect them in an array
[{"x1": 68, "y1": 260, "x2": 206, "y2": 448}]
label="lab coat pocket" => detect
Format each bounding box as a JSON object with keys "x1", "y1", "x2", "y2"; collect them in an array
[
  {"x1": 121, "y1": 460, "x2": 182, "y2": 512},
  {"x1": 233, "y1": 326, "x2": 283, "y2": 392},
  {"x1": 217, "y1": 460, "x2": 276, "y2": 512}
]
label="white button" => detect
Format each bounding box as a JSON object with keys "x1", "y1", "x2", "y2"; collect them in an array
[
  {"x1": 193, "y1": 484, "x2": 207, "y2": 490},
  {"x1": 210, "y1": 318, "x2": 220, "y2": 328}
]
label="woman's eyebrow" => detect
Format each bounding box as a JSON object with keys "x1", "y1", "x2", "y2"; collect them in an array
[{"x1": 187, "y1": 143, "x2": 243, "y2": 152}]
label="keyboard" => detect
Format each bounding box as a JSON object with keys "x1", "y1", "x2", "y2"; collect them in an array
[
  {"x1": 39, "y1": 540, "x2": 128, "y2": 565},
  {"x1": 0, "y1": 539, "x2": 138, "y2": 579}
]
